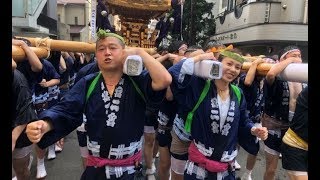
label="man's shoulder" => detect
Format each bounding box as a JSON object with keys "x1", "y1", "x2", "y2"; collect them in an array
[{"x1": 75, "y1": 62, "x2": 99, "y2": 82}]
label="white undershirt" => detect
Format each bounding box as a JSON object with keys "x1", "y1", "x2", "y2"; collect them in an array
[{"x1": 217, "y1": 95, "x2": 230, "y2": 131}]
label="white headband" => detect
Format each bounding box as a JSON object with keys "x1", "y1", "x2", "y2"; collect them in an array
[{"x1": 280, "y1": 49, "x2": 300, "y2": 60}]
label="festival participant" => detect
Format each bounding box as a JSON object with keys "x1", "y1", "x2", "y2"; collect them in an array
[
  {"x1": 155, "y1": 12, "x2": 173, "y2": 48},
  {"x1": 156, "y1": 45, "x2": 201, "y2": 180},
  {"x1": 168, "y1": 49, "x2": 268, "y2": 179},
  {"x1": 263, "y1": 45, "x2": 306, "y2": 180},
  {"x1": 12, "y1": 38, "x2": 43, "y2": 88},
  {"x1": 281, "y1": 86, "x2": 308, "y2": 180},
  {"x1": 12, "y1": 59, "x2": 38, "y2": 180},
  {"x1": 32, "y1": 58, "x2": 60, "y2": 178},
  {"x1": 203, "y1": 39, "x2": 227, "y2": 59},
  {"x1": 26, "y1": 29, "x2": 171, "y2": 179},
  {"x1": 143, "y1": 40, "x2": 186, "y2": 180},
  {"x1": 238, "y1": 56, "x2": 277, "y2": 180},
  {"x1": 12, "y1": 37, "x2": 43, "y2": 179}
]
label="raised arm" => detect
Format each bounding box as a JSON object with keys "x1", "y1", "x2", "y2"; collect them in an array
[
  {"x1": 131, "y1": 48, "x2": 172, "y2": 91},
  {"x1": 191, "y1": 52, "x2": 215, "y2": 63},
  {"x1": 244, "y1": 58, "x2": 265, "y2": 86},
  {"x1": 12, "y1": 39, "x2": 43, "y2": 72},
  {"x1": 266, "y1": 57, "x2": 302, "y2": 85}
]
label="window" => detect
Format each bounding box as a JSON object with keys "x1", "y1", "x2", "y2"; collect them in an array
[
  {"x1": 75, "y1": 17, "x2": 78, "y2": 25},
  {"x1": 219, "y1": 0, "x2": 228, "y2": 13},
  {"x1": 58, "y1": 14, "x2": 61, "y2": 22}
]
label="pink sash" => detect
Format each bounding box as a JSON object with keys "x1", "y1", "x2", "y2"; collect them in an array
[
  {"x1": 188, "y1": 142, "x2": 230, "y2": 172},
  {"x1": 86, "y1": 150, "x2": 142, "y2": 167}
]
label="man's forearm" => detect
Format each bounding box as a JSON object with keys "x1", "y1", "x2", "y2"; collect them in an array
[{"x1": 138, "y1": 50, "x2": 172, "y2": 90}]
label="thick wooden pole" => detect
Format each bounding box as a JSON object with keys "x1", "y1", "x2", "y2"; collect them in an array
[
  {"x1": 17, "y1": 37, "x2": 96, "y2": 53},
  {"x1": 241, "y1": 62, "x2": 273, "y2": 76},
  {"x1": 12, "y1": 45, "x2": 49, "y2": 62},
  {"x1": 16, "y1": 37, "x2": 157, "y2": 55},
  {"x1": 12, "y1": 38, "x2": 308, "y2": 82}
]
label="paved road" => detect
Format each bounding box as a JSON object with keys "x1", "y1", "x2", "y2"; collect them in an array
[{"x1": 29, "y1": 131, "x2": 288, "y2": 180}]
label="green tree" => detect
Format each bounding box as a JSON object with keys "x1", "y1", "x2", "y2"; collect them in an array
[{"x1": 182, "y1": 0, "x2": 216, "y2": 46}]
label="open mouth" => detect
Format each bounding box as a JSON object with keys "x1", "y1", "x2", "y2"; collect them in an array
[{"x1": 104, "y1": 58, "x2": 112, "y2": 63}]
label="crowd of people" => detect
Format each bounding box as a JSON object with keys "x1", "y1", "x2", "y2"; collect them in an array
[{"x1": 12, "y1": 29, "x2": 308, "y2": 180}]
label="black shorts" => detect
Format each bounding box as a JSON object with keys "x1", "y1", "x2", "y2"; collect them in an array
[
  {"x1": 156, "y1": 129, "x2": 172, "y2": 148},
  {"x1": 15, "y1": 131, "x2": 32, "y2": 149},
  {"x1": 281, "y1": 143, "x2": 308, "y2": 172},
  {"x1": 77, "y1": 130, "x2": 87, "y2": 147},
  {"x1": 144, "y1": 109, "x2": 159, "y2": 129},
  {"x1": 264, "y1": 130, "x2": 286, "y2": 153}
]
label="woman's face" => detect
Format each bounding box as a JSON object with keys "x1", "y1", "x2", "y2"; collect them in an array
[{"x1": 221, "y1": 57, "x2": 242, "y2": 83}]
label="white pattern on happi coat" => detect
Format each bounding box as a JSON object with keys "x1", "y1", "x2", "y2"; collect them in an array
[
  {"x1": 210, "y1": 97, "x2": 236, "y2": 136},
  {"x1": 87, "y1": 140, "x2": 100, "y2": 157},
  {"x1": 100, "y1": 79, "x2": 124, "y2": 127},
  {"x1": 158, "y1": 111, "x2": 170, "y2": 126},
  {"x1": 194, "y1": 140, "x2": 214, "y2": 156},
  {"x1": 173, "y1": 114, "x2": 192, "y2": 141},
  {"x1": 220, "y1": 149, "x2": 238, "y2": 162},
  {"x1": 108, "y1": 136, "x2": 143, "y2": 159},
  {"x1": 185, "y1": 160, "x2": 231, "y2": 180},
  {"x1": 282, "y1": 82, "x2": 289, "y2": 106}
]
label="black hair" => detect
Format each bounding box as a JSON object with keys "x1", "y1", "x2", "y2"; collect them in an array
[
  {"x1": 168, "y1": 40, "x2": 187, "y2": 53},
  {"x1": 185, "y1": 45, "x2": 202, "y2": 54},
  {"x1": 47, "y1": 51, "x2": 62, "y2": 73},
  {"x1": 157, "y1": 45, "x2": 169, "y2": 54},
  {"x1": 278, "y1": 45, "x2": 300, "y2": 59},
  {"x1": 12, "y1": 37, "x2": 32, "y2": 47},
  {"x1": 202, "y1": 39, "x2": 225, "y2": 51}
]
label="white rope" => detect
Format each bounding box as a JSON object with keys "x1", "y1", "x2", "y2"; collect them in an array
[{"x1": 35, "y1": 37, "x2": 51, "y2": 59}]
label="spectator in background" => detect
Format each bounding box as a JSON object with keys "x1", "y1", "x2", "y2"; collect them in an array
[
  {"x1": 263, "y1": 45, "x2": 306, "y2": 180},
  {"x1": 281, "y1": 86, "x2": 308, "y2": 180},
  {"x1": 96, "y1": 0, "x2": 115, "y2": 32}
]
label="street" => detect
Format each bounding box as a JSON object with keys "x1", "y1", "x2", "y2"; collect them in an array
[{"x1": 29, "y1": 131, "x2": 287, "y2": 180}]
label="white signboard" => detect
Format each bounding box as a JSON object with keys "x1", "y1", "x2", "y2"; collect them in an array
[{"x1": 90, "y1": 0, "x2": 97, "y2": 42}]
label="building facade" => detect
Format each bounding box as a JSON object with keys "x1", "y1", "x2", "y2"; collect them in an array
[
  {"x1": 210, "y1": 0, "x2": 308, "y2": 61},
  {"x1": 57, "y1": 0, "x2": 90, "y2": 41},
  {"x1": 12, "y1": 0, "x2": 58, "y2": 38}
]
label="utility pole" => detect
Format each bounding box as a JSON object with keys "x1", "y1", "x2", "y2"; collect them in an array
[{"x1": 189, "y1": 0, "x2": 195, "y2": 45}]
